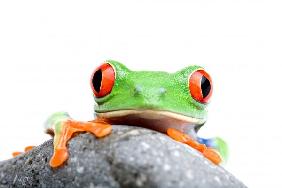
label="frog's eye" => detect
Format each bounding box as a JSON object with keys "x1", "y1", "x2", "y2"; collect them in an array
[
  {"x1": 189, "y1": 69, "x2": 212, "y2": 103},
  {"x1": 91, "y1": 63, "x2": 115, "y2": 98}
]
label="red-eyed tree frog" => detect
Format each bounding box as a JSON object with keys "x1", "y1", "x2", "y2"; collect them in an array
[{"x1": 13, "y1": 60, "x2": 228, "y2": 168}]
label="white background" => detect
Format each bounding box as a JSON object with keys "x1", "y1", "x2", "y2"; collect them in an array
[{"x1": 0, "y1": 1, "x2": 281, "y2": 187}]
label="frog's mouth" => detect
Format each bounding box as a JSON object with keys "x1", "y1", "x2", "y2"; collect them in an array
[{"x1": 96, "y1": 110, "x2": 205, "y2": 133}]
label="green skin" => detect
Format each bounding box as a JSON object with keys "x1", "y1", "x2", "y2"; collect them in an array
[
  {"x1": 95, "y1": 60, "x2": 207, "y2": 121},
  {"x1": 45, "y1": 60, "x2": 228, "y2": 162}
]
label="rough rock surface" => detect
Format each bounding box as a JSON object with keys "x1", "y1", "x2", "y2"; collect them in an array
[{"x1": 0, "y1": 125, "x2": 246, "y2": 188}]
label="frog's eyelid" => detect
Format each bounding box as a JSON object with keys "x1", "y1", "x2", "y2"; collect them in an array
[
  {"x1": 186, "y1": 67, "x2": 204, "y2": 80},
  {"x1": 107, "y1": 62, "x2": 117, "y2": 80}
]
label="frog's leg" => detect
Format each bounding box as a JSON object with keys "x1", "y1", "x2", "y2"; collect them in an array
[
  {"x1": 167, "y1": 128, "x2": 222, "y2": 165},
  {"x1": 45, "y1": 112, "x2": 112, "y2": 168},
  {"x1": 197, "y1": 136, "x2": 228, "y2": 162}
]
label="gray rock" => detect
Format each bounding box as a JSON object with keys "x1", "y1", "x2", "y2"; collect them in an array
[{"x1": 0, "y1": 125, "x2": 246, "y2": 188}]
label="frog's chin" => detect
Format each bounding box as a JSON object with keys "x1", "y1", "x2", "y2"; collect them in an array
[{"x1": 96, "y1": 110, "x2": 205, "y2": 133}]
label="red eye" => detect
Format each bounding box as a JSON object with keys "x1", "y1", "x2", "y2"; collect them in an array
[
  {"x1": 189, "y1": 69, "x2": 212, "y2": 103},
  {"x1": 90, "y1": 63, "x2": 115, "y2": 98}
]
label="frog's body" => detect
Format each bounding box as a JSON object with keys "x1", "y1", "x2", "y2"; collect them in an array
[{"x1": 16, "y1": 60, "x2": 228, "y2": 167}]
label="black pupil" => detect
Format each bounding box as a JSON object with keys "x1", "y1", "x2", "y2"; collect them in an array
[
  {"x1": 201, "y1": 76, "x2": 211, "y2": 98},
  {"x1": 92, "y1": 69, "x2": 102, "y2": 92}
]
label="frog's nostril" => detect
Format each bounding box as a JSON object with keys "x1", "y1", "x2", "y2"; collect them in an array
[
  {"x1": 134, "y1": 85, "x2": 142, "y2": 95},
  {"x1": 159, "y1": 88, "x2": 167, "y2": 95}
]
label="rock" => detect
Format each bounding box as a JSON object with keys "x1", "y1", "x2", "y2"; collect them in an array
[{"x1": 0, "y1": 125, "x2": 246, "y2": 188}]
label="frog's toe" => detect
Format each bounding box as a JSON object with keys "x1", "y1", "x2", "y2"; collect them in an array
[
  {"x1": 12, "y1": 145, "x2": 35, "y2": 157},
  {"x1": 82, "y1": 121, "x2": 112, "y2": 138},
  {"x1": 12, "y1": 151, "x2": 23, "y2": 157},
  {"x1": 50, "y1": 148, "x2": 69, "y2": 168},
  {"x1": 24, "y1": 145, "x2": 35, "y2": 152},
  {"x1": 203, "y1": 148, "x2": 221, "y2": 165}
]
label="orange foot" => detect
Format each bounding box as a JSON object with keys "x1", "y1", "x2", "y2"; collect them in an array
[
  {"x1": 50, "y1": 119, "x2": 112, "y2": 168},
  {"x1": 167, "y1": 128, "x2": 221, "y2": 165},
  {"x1": 12, "y1": 145, "x2": 35, "y2": 157}
]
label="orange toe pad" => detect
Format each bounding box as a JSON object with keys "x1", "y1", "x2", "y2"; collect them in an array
[
  {"x1": 203, "y1": 148, "x2": 221, "y2": 165},
  {"x1": 24, "y1": 146, "x2": 35, "y2": 152},
  {"x1": 12, "y1": 151, "x2": 22, "y2": 157},
  {"x1": 12, "y1": 145, "x2": 35, "y2": 157},
  {"x1": 50, "y1": 148, "x2": 69, "y2": 168}
]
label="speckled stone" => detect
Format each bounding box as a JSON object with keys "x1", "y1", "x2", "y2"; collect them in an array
[{"x1": 0, "y1": 125, "x2": 247, "y2": 188}]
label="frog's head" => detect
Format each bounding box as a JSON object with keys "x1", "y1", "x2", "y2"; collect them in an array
[{"x1": 90, "y1": 60, "x2": 212, "y2": 133}]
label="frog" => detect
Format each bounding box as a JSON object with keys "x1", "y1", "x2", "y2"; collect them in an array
[{"x1": 13, "y1": 60, "x2": 228, "y2": 168}]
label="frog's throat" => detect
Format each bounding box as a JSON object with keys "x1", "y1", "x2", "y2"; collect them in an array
[{"x1": 96, "y1": 110, "x2": 205, "y2": 133}]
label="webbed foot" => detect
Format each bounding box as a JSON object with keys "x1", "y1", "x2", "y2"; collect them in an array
[
  {"x1": 46, "y1": 113, "x2": 112, "y2": 168},
  {"x1": 167, "y1": 128, "x2": 222, "y2": 165}
]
